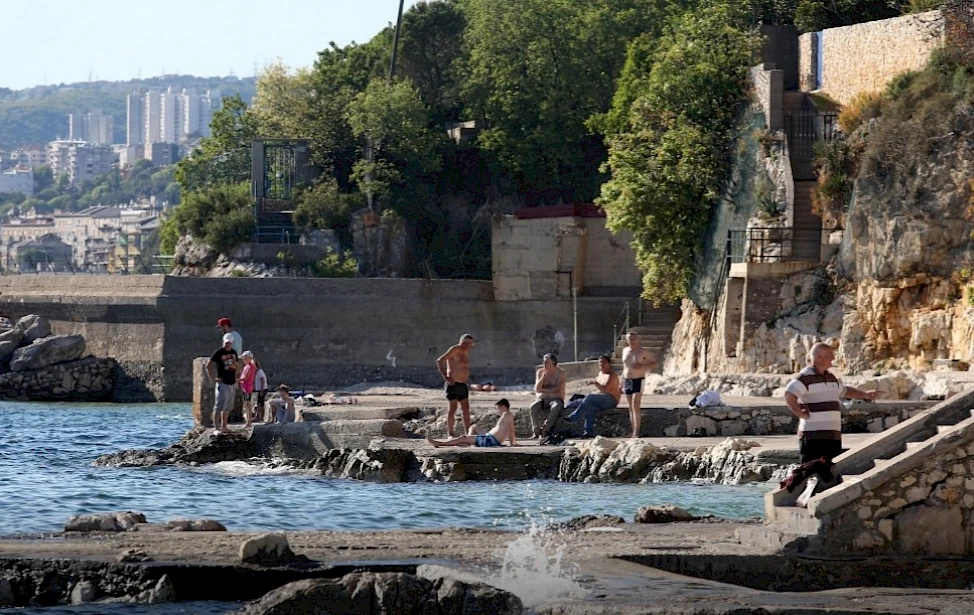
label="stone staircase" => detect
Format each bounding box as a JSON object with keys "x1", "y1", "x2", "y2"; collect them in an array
[
  {"x1": 611, "y1": 305, "x2": 681, "y2": 373},
  {"x1": 745, "y1": 388, "x2": 974, "y2": 555},
  {"x1": 791, "y1": 181, "x2": 821, "y2": 262}
]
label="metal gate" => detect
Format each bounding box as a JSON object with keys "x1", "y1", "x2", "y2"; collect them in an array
[{"x1": 786, "y1": 111, "x2": 838, "y2": 180}]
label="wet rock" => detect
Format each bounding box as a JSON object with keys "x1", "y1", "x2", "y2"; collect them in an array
[
  {"x1": 549, "y1": 514, "x2": 626, "y2": 531},
  {"x1": 93, "y1": 428, "x2": 257, "y2": 467},
  {"x1": 117, "y1": 549, "x2": 152, "y2": 563},
  {"x1": 0, "y1": 578, "x2": 14, "y2": 607},
  {"x1": 165, "y1": 518, "x2": 227, "y2": 531},
  {"x1": 65, "y1": 511, "x2": 147, "y2": 532},
  {"x1": 240, "y1": 532, "x2": 299, "y2": 565},
  {"x1": 15, "y1": 314, "x2": 51, "y2": 343},
  {"x1": 236, "y1": 572, "x2": 522, "y2": 615},
  {"x1": 70, "y1": 581, "x2": 97, "y2": 604},
  {"x1": 431, "y1": 575, "x2": 524, "y2": 615},
  {"x1": 135, "y1": 575, "x2": 176, "y2": 604},
  {"x1": 315, "y1": 448, "x2": 416, "y2": 482},
  {"x1": 634, "y1": 504, "x2": 694, "y2": 524},
  {"x1": 10, "y1": 334, "x2": 85, "y2": 372}
]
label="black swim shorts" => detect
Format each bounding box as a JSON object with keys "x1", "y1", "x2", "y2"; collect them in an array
[
  {"x1": 623, "y1": 378, "x2": 644, "y2": 395},
  {"x1": 445, "y1": 381, "x2": 469, "y2": 401}
]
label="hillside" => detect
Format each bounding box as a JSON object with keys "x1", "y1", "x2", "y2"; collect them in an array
[{"x1": 0, "y1": 75, "x2": 256, "y2": 149}]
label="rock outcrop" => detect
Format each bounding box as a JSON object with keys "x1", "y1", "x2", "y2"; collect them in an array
[
  {"x1": 65, "y1": 512, "x2": 147, "y2": 532},
  {"x1": 239, "y1": 533, "x2": 301, "y2": 564},
  {"x1": 235, "y1": 572, "x2": 523, "y2": 615},
  {"x1": 10, "y1": 334, "x2": 86, "y2": 372}
]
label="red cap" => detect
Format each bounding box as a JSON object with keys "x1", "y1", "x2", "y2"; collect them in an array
[{"x1": 216, "y1": 318, "x2": 232, "y2": 327}]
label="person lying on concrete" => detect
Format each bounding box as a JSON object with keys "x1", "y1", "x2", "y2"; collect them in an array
[
  {"x1": 530, "y1": 353, "x2": 566, "y2": 445},
  {"x1": 785, "y1": 342, "x2": 881, "y2": 465},
  {"x1": 470, "y1": 382, "x2": 496, "y2": 392},
  {"x1": 621, "y1": 331, "x2": 658, "y2": 439},
  {"x1": 426, "y1": 399, "x2": 517, "y2": 448},
  {"x1": 566, "y1": 355, "x2": 622, "y2": 438},
  {"x1": 238, "y1": 351, "x2": 257, "y2": 428},
  {"x1": 206, "y1": 333, "x2": 239, "y2": 435},
  {"x1": 436, "y1": 333, "x2": 475, "y2": 437},
  {"x1": 270, "y1": 384, "x2": 296, "y2": 424}
]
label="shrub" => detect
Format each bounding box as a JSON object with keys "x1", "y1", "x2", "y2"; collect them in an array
[
  {"x1": 166, "y1": 182, "x2": 254, "y2": 255},
  {"x1": 314, "y1": 248, "x2": 358, "y2": 278},
  {"x1": 838, "y1": 91, "x2": 884, "y2": 134}
]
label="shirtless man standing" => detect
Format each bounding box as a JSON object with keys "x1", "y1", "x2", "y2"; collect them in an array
[
  {"x1": 621, "y1": 331, "x2": 658, "y2": 438},
  {"x1": 436, "y1": 333, "x2": 475, "y2": 437},
  {"x1": 426, "y1": 399, "x2": 517, "y2": 447}
]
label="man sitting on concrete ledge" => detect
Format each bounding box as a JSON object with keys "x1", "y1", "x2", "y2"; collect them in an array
[
  {"x1": 565, "y1": 355, "x2": 622, "y2": 438},
  {"x1": 530, "y1": 353, "x2": 566, "y2": 445},
  {"x1": 426, "y1": 399, "x2": 517, "y2": 448}
]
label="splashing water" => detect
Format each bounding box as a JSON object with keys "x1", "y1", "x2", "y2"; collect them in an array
[{"x1": 417, "y1": 521, "x2": 587, "y2": 610}]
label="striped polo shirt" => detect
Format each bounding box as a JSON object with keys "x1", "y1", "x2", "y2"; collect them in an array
[{"x1": 785, "y1": 366, "x2": 846, "y2": 441}]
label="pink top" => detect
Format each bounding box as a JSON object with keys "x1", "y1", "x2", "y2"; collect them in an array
[{"x1": 239, "y1": 363, "x2": 256, "y2": 393}]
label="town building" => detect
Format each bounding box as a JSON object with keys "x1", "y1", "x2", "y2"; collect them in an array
[
  {"x1": 10, "y1": 147, "x2": 47, "y2": 169},
  {"x1": 126, "y1": 93, "x2": 144, "y2": 147},
  {"x1": 46, "y1": 141, "x2": 115, "y2": 186},
  {"x1": 68, "y1": 110, "x2": 114, "y2": 145},
  {"x1": 0, "y1": 169, "x2": 33, "y2": 196}
]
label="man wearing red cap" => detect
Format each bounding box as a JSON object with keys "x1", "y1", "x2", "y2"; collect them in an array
[{"x1": 216, "y1": 318, "x2": 242, "y2": 356}]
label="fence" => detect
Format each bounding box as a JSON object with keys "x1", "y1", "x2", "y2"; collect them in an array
[{"x1": 727, "y1": 227, "x2": 795, "y2": 264}]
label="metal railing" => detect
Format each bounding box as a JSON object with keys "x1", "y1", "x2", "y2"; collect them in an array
[
  {"x1": 727, "y1": 227, "x2": 794, "y2": 264},
  {"x1": 612, "y1": 296, "x2": 643, "y2": 352}
]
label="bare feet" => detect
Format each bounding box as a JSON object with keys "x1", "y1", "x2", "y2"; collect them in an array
[{"x1": 426, "y1": 436, "x2": 441, "y2": 448}]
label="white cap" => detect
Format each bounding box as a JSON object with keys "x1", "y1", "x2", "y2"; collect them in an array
[{"x1": 222, "y1": 333, "x2": 235, "y2": 345}]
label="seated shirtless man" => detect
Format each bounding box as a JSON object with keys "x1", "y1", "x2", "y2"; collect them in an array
[{"x1": 426, "y1": 399, "x2": 517, "y2": 448}]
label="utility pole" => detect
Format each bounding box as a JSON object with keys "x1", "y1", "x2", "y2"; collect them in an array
[{"x1": 388, "y1": 0, "x2": 406, "y2": 83}]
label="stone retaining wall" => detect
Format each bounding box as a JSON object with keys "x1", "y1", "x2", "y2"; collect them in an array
[{"x1": 0, "y1": 356, "x2": 115, "y2": 401}]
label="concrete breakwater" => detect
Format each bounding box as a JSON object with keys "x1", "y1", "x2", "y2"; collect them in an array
[{"x1": 0, "y1": 276, "x2": 643, "y2": 402}]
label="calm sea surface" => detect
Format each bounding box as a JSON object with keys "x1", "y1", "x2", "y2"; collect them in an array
[{"x1": 0, "y1": 401, "x2": 769, "y2": 535}]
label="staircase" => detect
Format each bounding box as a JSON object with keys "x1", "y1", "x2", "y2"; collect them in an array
[
  {"x1": 750, "y1": 388, "x2": 974, "y2": 554},
  {"x1": 783, "y1": 91, "x2": 822, "y2": 262},
  {"x1": 611, "y1": 306, "x2": 681, "y2": 373},
  {"x1": 791, "y1": 181, "x2": 821, "y2": 261},
  {"x1": 255, "y1": 211, "x2": 297, "y2": 244}
]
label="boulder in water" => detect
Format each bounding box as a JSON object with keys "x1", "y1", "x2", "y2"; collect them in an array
[
  {"x1": 64, "y1": 511, "x2": 146, "y2": 532},
  {"x1": 0, "y1": 328, "x2": 23, "y2": 363},
  {"x1": 10, "y1": 334, "x2": 85, "y2": 372},
  {"x1": 165, "y1": 518, "x2": 227, "y2": 531},
  {"x1": 634, "y1": 504, "x2": 694, "y2": 524}
]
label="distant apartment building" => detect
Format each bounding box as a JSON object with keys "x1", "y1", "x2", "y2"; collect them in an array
[
  {"x1": 147, "y1": 142, "x2": 181, "y2": 166},
  {"x1": 0, "y1": 169, "x2": 34, "y2": 196},
  {"x1": 68, "y1": 110, "x2": 114, "y2": 145},
  {"x1": 126, "y1": 93, "x2": 144, "y2": 146},
  {"x1": 47, "y1": 140, "x2": 115, "y2": 186},
  {"x1": 10, "y1": 147, "x2": 48, "y2": 169},
  {"x1": 129, "y1": 86, "x2": 222, "y2": 159}
]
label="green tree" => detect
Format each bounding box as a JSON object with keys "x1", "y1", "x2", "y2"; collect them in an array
[
  {"x1": 175, "y1": 95, "x2": 260, "y2": 193},
  {"x1": 33, "y1": 166, "x2": 53, "y2": 193},
  {"x1": 346, "y1": 79, "x2": 445, "y2": 214},
  {"x1": 292, "y1": 177, "x2": 364, "y2": 236},
  {"x1": 459, "y1": 0, "x2": 677, "y2": 203},
  {"x1": 599, "y1": 5, "x2": 752, "y2": 304},
  {"x1": 398, "y1": 0, "x2": 467, "y2": 124},
  {"x1": 252, "y1": 61, "x2": 317, "y2": 138},
  {"x1": 167, "y1": 182, "x2": 254, "y2": 254}
]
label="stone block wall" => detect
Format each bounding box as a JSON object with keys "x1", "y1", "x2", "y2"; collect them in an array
[
  {"x1": 816, "y1": 427, "x2": 974, "y2": 556},
  {"x1": 0, "y1": 356, "x2": 115, "y2": 401},
  {"x1": 801, "y1": 11, "x2": 943, "y2": 105},
  {"x1": 749, "y1": 66, "x2": 784, "y2": 131}
]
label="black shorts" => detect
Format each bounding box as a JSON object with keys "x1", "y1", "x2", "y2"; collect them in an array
[
  {"x1": 445, "y1": 382, "x2": 469, "y2": 401},
  {"x1": 623, "y1": 378, "x2": 643, "y2": 395},
  {"x1": 256, "y1": 390, "x2": 267, "y2": 405},
  {"x1": 799, "y1": 437, "x2": 843, "y2": 465},
  {"x1": 242, "y1": 391, "x2": 253, "y2": 402}
]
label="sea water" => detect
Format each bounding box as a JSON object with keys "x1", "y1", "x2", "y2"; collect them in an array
[
  {"x1": 0, "y1": 401, "x2": 773, "y2": 613},
  {"x1": 0, "y1": 401, "x2": 769, "y2": 535}
]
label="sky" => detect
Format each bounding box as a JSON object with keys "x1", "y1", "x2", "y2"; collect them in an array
[{"x1": 1, "y1": 0, "x2": 420, "y2": 90}]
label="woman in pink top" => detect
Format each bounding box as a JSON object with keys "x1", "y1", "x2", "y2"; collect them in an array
[{"x1": 238, "y1": 351, "x2": 257, "y2": 427}]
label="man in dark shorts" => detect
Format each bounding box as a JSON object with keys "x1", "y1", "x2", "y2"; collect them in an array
[
  {"x1": 621, "y1": 331, "x2": 657, "y2": 438},
  {"x1": 206, "y1": 333, "x2": 239, "y2": 434},
  {"x1": 435, "y1": 333, "x2": 475, "y2": 437}
]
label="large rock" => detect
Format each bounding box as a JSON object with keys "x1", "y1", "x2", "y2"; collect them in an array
[
  {"x1": 10, "y1": 334, "x2": 85, "y2": 372},
  {"x1": 165, "y1": 518, "x2": 227, "y2": 531},
  {"x1": 634, "y1": 504, "x2": 694, "y2": 524},
  {"x1": 235, "y1": 572, "x2": 523, "y2": 615},
  {"x1": 316, "y1": 448, "x2": 416, "y2": 482},
  {"x1": 65, "y1": 511, "x2": 147, "y2": 532},
  {"x1": 239, "y1": 532, "x2": 298, "y2": 564},
  {"x1": 0, "y1": 327, "x2": 23, "y2": 362},
  {"x1": 15, "y1": 314, "x2": 51, "y2": 343}
]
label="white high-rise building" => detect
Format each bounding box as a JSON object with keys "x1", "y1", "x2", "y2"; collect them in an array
[
  {"x1": 144, "y1": 90, "x2": 162, "y2": 149},
  {"x1": 160, "y1": 87, "x2": 182, "y2": 144},
  {"x1": 126, "y1": 93, "x2": 144, "y2": 146},
  {"x1": 200, "y1": 88, "x2": 222, "y2": 137},
  {"x1": 67, "y1": 110, "x2": 114, "y2": 145},
  {"x1": 181, "y1": 88, "x2": 200, "y2": 139}
]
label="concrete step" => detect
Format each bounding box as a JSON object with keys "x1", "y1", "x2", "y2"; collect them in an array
[{"x1": 300, "y1": 406, "x2": 421, "y2": 422}]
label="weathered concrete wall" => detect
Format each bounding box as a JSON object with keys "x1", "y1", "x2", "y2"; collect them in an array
[
  {"x1": 492, "y1": 215, "x2": 641, "y2": 300},
  {"x1": 750, "y1": 66, "x2": 784, "y2": 131},
  {"x1": 798, "y1": 33, "x2": 818, "y2": 92},
  {"x1": 800, "y1": 11, "x2": 943, "y2": 105},
  {"x1": 0, "y1": 275, "x2": 627, "y2": 401}
]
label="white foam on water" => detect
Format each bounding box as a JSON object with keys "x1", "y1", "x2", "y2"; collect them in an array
[
  {"x1": 202, "y1": 460, "x2": 316, "y2": 477},
  {"x1": 416, "y1": 523, "x2": 587, "y2": 609}
]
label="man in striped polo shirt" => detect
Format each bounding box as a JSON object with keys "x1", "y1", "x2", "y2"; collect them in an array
[{"x1": 785, "y1": 343, "x2": 880, "y2": 464}]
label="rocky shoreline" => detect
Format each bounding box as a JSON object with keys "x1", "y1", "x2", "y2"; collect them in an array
[{"x1": 94, "y1": 426, "x2": 795, "y2": 485}]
